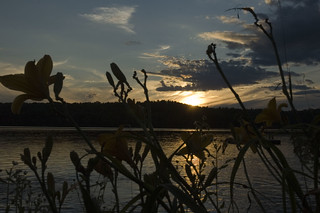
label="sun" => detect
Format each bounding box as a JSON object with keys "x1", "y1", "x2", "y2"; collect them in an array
[{"x1": 181, "y1": 94, "x2": 203, "y2": 106}]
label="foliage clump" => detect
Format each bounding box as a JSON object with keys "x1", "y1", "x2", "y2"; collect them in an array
[{"x1": 0, "y1": 7, "x2": 320, "y2": 213}]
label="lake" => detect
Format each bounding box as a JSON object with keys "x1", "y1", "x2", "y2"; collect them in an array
[{"x1": 0, "y1": 127, "x2": 306, "y2": 212}]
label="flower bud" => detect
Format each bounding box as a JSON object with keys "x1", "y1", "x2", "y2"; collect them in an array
[
  {"x1": 106, "y1": 71, "x2": 115, "y2": 87},
  {"x1": 110, "y1": 63, "x2": 127, "y2": 83},
  {"x1": 53, "y1": 72, "x2": 64, "y2": 99}
]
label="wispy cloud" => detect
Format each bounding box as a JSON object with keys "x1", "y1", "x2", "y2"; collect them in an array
[
  {"x1": 198, "y1": 31, "x2": 258, "y2": 45},
  {"x1": 0, "y1": 62, "x2": 24, "y2": 75},
  {"x1": 53, "y1": 59, "x2": 69, "y2": 67},
  {"x1": 140, "y1": 45, "x2": 171, "y2": 59},
  {"x1": 217, "y1": 15, "x2": 243, "y2": 24},
  {"x1": 81, "y1": 6, "x2": 136, "y2": 33}
]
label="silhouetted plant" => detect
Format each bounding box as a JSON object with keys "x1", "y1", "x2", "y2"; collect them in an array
[
  {"x1": 206, "y1": 7, "x2": 319, "y2": 213},
  {"x1": 0, "y1": 6, "x2": 319, "y2": 213}
]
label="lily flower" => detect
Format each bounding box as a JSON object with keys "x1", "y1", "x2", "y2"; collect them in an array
[
  {"x1": 255, "y1": 97, "x2": 288, "y2": 127},
  {"x1": 232, "y1": 121, "x2": 258, "y2": 153},
  {"x1": 0, "y1": 55, "x2": 58, "y2": 114},
  {"x1": 177, "y1": 132, "x2": 213, "y2": 159},
  {"x1": 97, "y1": 127, "x2": 133, "y2": 166}
]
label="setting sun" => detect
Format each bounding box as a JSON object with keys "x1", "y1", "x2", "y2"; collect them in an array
[{"x1": 181, "y1": 93, "x2": 204, "y2": 106}]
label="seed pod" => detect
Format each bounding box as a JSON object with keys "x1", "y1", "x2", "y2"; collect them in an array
[
  {"x1": 110, "y1": 63, "x2": 127, "y2": 83},
  {"x1": 206, "y1": 44, "x2": 214, "y2": 55},
  {"x1": 53, "y1": 72, "x2": 64, "y2": 99},
  {"x1": 106, "y1": 71, "x2": 115, "y2": 87}
]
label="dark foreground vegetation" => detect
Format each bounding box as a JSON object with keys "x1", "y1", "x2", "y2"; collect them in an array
[
  {"x1": 1, "y1": 7, "x2": 320, "y2": 213},
  {"x1": 0, "y1": 101, "x2": 318, "y2": 128}
]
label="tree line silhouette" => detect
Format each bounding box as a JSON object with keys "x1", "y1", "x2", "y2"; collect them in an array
[{"x1": 0, "y1": 101, "x2": 318, "y2": 129}]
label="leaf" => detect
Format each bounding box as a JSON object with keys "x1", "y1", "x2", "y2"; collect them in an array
[
  {"x1": 43, "y1": 135, "x2": 53, "y2": 164},
  {"x1": 21, "y1": 148, "x2": 32, "y2": 166},
  {"x1": 270, "y1": 144, "x2": 305, "y2": 209},
  {"x1": 230, "y1": 140, "x2": 253, "y2": 202},
  {"x1": 161, "y1": 184, "x2": 207, "y2": 213},
  {"x1": 32, "y1": 156, "x2": 37, "y2": 167},
  {"x1": 70, "y1": 151, "x2": 80, "y2": 167},
  {"x1": 185, "y1": 164, "x2": 195, "y2": 183},
  {"x1": 62, "y1": 181, "x2": 68, "y2": 199},
  {"x1": 141, "y1": 145, "x2": 150, "y2": 162},
  {"x1": 47, "y1": 172, "x2": 56, "y2": 197},
  {"x1": 204, "y1": 167, "x2": 218, "y2": 187},
  {"x1": 61, "y1": 181, "x2": 69, "y2": 205},
  {"x1": 134, "y1": 141, "x2": 142, "y2": 161},
  {"x1": 120, "y1": 192, "x2": 144, "y2": 213}
]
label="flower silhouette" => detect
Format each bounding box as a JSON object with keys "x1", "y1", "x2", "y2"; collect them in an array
[
  {"x1": 255, "y1": 97, "x2": 287, "y2": 127},
  {"x1": 177, "y1": 132, "x2": 213, "y2": 159},
  {"x1": 97, "y1": 127, "x2": 133, "y2": 165},
  {"x1": 0, "y1": 55, "x2": 59, "y2": 114},
  {"x1": 232, "y1": 121, "x2": 258, "y2": 153}
]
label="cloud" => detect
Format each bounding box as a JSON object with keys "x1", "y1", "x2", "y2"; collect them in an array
[
  {"x1": 53, "y1": 59, "x2": 69, "y2": 67},
  {"x1": 198, "y1": 31, "x2": 259, "y2": 45},
  {"x1": 0, "y1": 62, "x2": 23, "y2": 75},
  {"x1": 140, "y1": 45, "x2": 171, "y2": 59},
  {"x1": 199, "y1": 0, "x2": 320, "y2": 67},
  {"x1": 154, "y1": 57, "x2": 280, "y2": 91},
  {"x1": 81, "y1": 6, "x2": 136, "y2": 33},
  {"x1": 217, "y1": 16, "x2": 243, "y2": 24}
]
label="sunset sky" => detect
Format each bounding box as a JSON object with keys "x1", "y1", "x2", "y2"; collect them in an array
[{"x1": 0, "y1": 0, "x2": 319, "y2": 109}]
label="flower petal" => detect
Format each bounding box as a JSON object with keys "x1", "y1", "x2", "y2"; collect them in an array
[
  {"x1": 24, "y1": 60, "x2": 39, "y2": 85},
  {"x1": 11, "y1": 94, "x2": 33, "y2": 114},
  {"x1": 267, "y1": 97, "x2": 277, "y2": 110},
  {"x1": 0, "y1": 74, "x2": 38, "y2": 95},
  {"x1": 97, "y1": 133, "x2": 132, "y2": 164},
  {"x1": 255, "y1": 113, "x2": 269, "y2": 124},
  {"x1": 36, "y1": 55, "x2": 53, "y2": 81}
]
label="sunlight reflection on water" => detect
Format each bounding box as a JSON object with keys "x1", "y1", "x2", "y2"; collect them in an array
[{"x1": 0, "y1": 129, "x2": 301, "y2": 212}]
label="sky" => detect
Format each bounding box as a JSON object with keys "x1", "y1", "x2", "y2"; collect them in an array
[{"x1": 0, "y1": 0, "x2": 320, "y2": 109}]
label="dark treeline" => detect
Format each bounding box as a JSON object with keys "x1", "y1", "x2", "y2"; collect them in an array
[{"x1": 0, "y1": 101, "x2": 319, "y2": 129}]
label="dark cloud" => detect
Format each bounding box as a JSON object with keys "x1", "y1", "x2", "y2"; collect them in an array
[
  {"x1": 221, "y1": 0, "x2": 320, "y2": 66},
  {"x1": 264, "y1": 82, "x2": 320, "y2": 95},
  {"x1": 294, "y1": 90, "x2": 320, "y2": 95},
  {"x1": 305, "y1": 79, "x2": 314, "y2": 84},
  {"x1": 156, "y1": 58, "x2": 279, "y2": 91}
]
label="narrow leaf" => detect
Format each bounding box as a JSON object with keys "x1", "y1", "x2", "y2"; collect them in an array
[{"x1": 162, "y1": 184, "x2": 207, "y2": 213}]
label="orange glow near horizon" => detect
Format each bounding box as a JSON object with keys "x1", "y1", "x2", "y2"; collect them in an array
[{"x1": 181, "y1": 93, "x2": 204, "y2": 106}]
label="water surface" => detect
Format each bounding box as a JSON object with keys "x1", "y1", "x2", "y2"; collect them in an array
[{"x1": 0, "y1": 127, "x2": 304, "y2": 212}]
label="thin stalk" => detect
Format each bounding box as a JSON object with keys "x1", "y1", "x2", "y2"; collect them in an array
[
  {"x1": 187, "y1": 157, "x2": 221, "y2": 213},
  {"x1": 242, "y1": 157, "x2": 266, "y2": 213},
  {"x1": 257, "y1": 147, "x2": 282, "y2": 183},
  {"x1": 33, "y1": 169, "x2": 57, "y2": 213},
  {"x1": 132, "y1": 73, "x2": 208, "y2": 208},
  {"x1": 313, "y1": 133, "x2": 320, "y2": 211},
  {"x1": 111, "y1": 170, "x2": 120, "y2": 213},
  {"x1": 236, "y1": 7, "x2": 298, "y2": 119}
]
